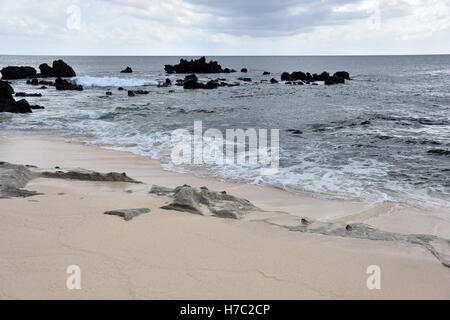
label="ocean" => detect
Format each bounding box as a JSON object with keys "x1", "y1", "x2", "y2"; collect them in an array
[{"x1": 1, "y1": 55, "x2": 449, "y2": 208}]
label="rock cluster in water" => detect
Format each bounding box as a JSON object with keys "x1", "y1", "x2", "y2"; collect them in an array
[
  {"x1": 165, "y1": 56, "x2": 236, "y2": 74},
  {"x1": 281, "y1": 70, "x2": 350, "y2": 85},
  {"x1": 1, "y1": 60, "x2": 76, "y2": 80},
  {"x1": 0, "y1": 80, "x2": 44, "y2": 113},
  {"x1": 38, "y1": 60, "x2": 76, "y2": 78}
]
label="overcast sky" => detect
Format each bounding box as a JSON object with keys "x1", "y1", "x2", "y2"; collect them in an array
[{"x1": 1, "y1": 0, "x2": 449, "y2": 55}]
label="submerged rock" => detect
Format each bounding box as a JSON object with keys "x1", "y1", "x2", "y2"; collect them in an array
[
  {"x1": 287, "y1": 129, "x2": 303, "y2": 135},
  {"x1": 128, "y1": 89, "x2": 149, "y2": 96},
  {"x1": 104, "y1": 208, "x2": 150, "y2": 221},
  {"x1": 427, "y1": 149, "x2": 450, "y2": 156},
  {"x1": 1, "y1": 66, "x2": 37, "y2": 80},
  {"x1": 151, "y1": 185, "x2": 258, "y2": 219}
]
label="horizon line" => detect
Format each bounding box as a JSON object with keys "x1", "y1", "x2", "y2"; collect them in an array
[{"x1": 1, "y1": 53, "x2": 449, "y2": 57}]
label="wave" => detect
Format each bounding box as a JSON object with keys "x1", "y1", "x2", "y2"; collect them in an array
[{"x1": 70, "y1": 76, "x2": 159, "y2": 87}]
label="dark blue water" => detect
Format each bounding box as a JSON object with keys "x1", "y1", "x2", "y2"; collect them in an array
[{"x1": 1, "y1": 55, "x2": 449, "y2": 207}]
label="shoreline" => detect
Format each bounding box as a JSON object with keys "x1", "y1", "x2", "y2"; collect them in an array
[
  {"x1": 0, "y1": 131, "x2": 449, "y2": 299},
  {"x1": 2, "y1": 130, "x2": 449, "y2": 237}
]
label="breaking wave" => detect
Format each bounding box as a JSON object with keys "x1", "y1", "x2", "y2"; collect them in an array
[{"x1": 70, "y1": 76, "x2": 159, "y2": 87}]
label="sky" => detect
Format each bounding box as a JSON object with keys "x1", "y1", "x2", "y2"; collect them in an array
[{"x1": 0, "y1": 0, "x2": 449, "y2": 55}]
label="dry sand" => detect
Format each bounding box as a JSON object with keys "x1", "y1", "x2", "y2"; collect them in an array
[{"x1": 0, "y1": 132, "x2": 449, "y2": 299}]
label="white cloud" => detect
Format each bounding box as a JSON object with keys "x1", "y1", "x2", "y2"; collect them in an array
[{"x1": 0, "y1": 0, "x2": 448, "y2": 55}]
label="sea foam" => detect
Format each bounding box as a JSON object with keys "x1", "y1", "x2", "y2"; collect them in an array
[{"x1": 70, "y1": 76, "x2": 159, "y2": 87}]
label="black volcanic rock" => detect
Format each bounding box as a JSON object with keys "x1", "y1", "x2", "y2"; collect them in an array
[
  {"x1": 1, "y1": 66, "x2": 37, "y2": 80},
  {"x1": 263, "y1": 71, "x2": 271, "y2": 75},
  {"x1": 334, "y1": 71, "x2": 350, "y2": 80},
  {"x1": 52, "y1": 60, "x2": 76, "y2": 77},
  {"x1": 15, "y1": 92, "x2": 42, "y2": 97},
  {"x1": 158, "y1": 78, "x2": 172, "y2": 88},
  {"x1": 0, "y1": 86, "x2": 33, "y2": 113},
  {"x1": 54, "y1": 78, "x2": 83, "y2": 91},
  {"x1": 38, "y1": 63, "x2": 54, "y2": 77},
  {"x1": 291, "y1": 71, "x2": 307, "y2": 81},
  {"x1": 39, "y1": 60, "x2": 76, "y2": 78},
  {"x1": 281, "y1": 70, "x2": 350, "y2": 85},
  {"x1": 0, "y1": 80, "x2": 14, "y2": 95},
  {"x1": 270, "y1": 78, "x2": 278, "y2": 84},
  {"x1": 182, "y1": 74, "x2": 219, "y2": 90},
  {"x1": 183, "y1": 74, "x2": 200, "y2": 89},
  {"x1": 204, "y1": 80, "x2": 219, "y2": 89},
  {"x1": 121, "y1": 66, "x2": 133, "y2": 73},
  {"x1": 127, "y1": 90, "x2": 149, "y2": 96},
  {"x1": 281, "y1": 72, "x2": 292, "y2": 81},
  {"x1": 241, "y1": 68, "x2": 248, "y2": 73},
  {"x1": 165, "y1": 56, "x2": 229, "y2": 74}
]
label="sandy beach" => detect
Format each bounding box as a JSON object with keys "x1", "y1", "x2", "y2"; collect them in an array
[{"x1": 0, "y1": 132, "x2": 448, "y2": 300}]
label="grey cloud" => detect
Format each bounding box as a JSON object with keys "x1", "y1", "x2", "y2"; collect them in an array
[{"x1": 183, "y1": 0, "x2": 371, "y2": 37}]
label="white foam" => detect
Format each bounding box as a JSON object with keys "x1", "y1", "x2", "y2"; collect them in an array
[{"x1": 70, "y1": 76, "x2": 159, "y2": 87}]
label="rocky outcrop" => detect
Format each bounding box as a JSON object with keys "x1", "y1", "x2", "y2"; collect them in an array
[
  {"x1": 150, "y1": 184, "x2": 258, "y2": 219},
  {"x1": 0, "y1": 162, "x2": 40, "y2": 198},
  {"x1": 39, "y1": 169, "x2": 141, "y2": 183},
  {"x1": 120, "y1": 67, "x2": 133, "y2": 73},
  {"x1": 39, "y1": 60, "x2": 76, "y2": 78},
  {"x1": 270, "y1": 78, "x2": 278, "y2": 84},
  {"x1": 182, "y1": 75, "x2": 219, "y2": 90},
  {"x1": 1, "y1": 66, "x2": 37, "y2": 80},
  {"x1": 165, "y1": 56, "x2": 231, "y2": 74},
  {"x1": 281, "y1": 70, "x2": 351, "y2": 85},
  {"x1": 104, "y1": 208, "x2": 150, "y2": 221},
  {"x1": 241, "y1": 68, "x2": 248, "y2": 73},
  {"x1": 54, "y1": 78, "x2": 83, "y2": 91}
]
